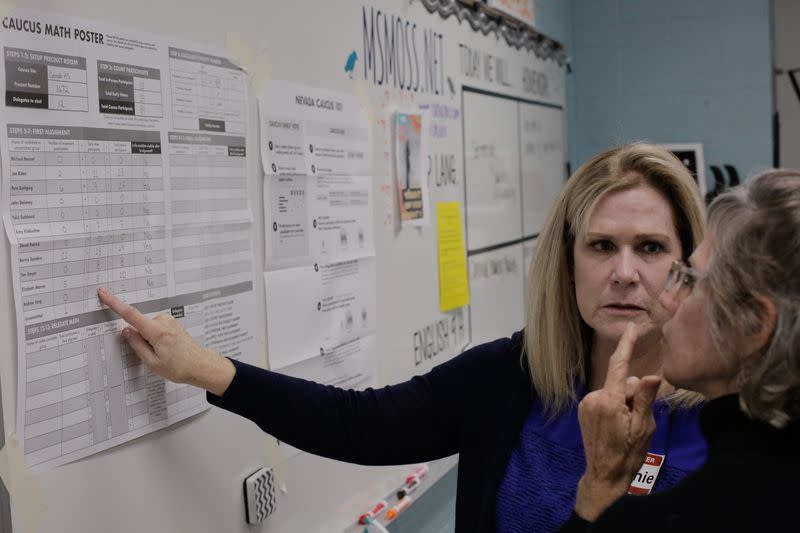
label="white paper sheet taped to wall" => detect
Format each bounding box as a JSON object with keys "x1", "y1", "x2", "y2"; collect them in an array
[
  {"x1": 0, "y1": 7, "x2": 259, "y2": 472},
  {"x1": 259, "y1": 79, "x2": 378, "y2": 387}
]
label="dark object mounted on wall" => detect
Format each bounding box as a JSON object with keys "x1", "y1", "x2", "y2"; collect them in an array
[
  {"x1": 788, "y1": 68, "x2": 800, "y2": 104},
  {"x1": 774, "y1": 67, "x2": 800, "y2": 166},
  {"x1": 724, "y1": 165, "x2": 740, "y2": 187},
  {"x1": 705, "y1": 164, "x2": 741, "y2": 205}
]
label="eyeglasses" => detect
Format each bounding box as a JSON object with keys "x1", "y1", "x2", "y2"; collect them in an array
[{"x1": 662, "y1": 259, "x2": 706, "y2": 304}]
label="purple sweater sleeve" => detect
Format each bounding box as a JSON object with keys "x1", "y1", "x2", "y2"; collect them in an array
[{"x1": 205, "y1": 342, "x2": 502, "y2": 465}]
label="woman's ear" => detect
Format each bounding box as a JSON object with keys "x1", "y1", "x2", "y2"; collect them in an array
[{"x1": 740, "y1": 293, "x2": 777, "y2": 360}]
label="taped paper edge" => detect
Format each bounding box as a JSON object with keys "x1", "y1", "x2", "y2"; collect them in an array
[
  {"x1": 263, "y1": 437, "x2": 288, "y2": 494},
  {"x1": 0, "y1": 434, "x2": 46, "y2": 533},
  {"x1": 0, "y1": 1, "x2": 18, "y2": 18},
  {"x1": 224, "y1": 32, "x2": 272, "y2": 96},
  {"x1": 352, "y1": 79, "x2": 375, "y2": 127},
  {"x1": 258, "y1": 340, "x2": 269, "y2": 370}
]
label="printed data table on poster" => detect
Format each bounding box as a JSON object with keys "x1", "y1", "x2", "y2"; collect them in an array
[
  {"x1": 0, "y1": 8, "x2": 257, "y2": 471},
  {"x1": 5, "y1": 47, "x2": 89, "y2": 112},
  {"x1": 4, "y1": 123, "x2": 256, "y2": 471},
  {"x1": 168, "y1": 48, "x2": 246, "y2": 134},
  {"x1": 168, "y1": 132, "x2": 249, "y2": 225},
  {"x1": 97, "y1": 60, "x2": 163, "y2": 118},
  {"x1": 7, "y1": 125, "x2": 168, "y2": 315}
]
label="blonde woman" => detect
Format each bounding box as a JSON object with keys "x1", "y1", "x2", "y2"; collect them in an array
[
  {"x1": 564, "y1": 169, "x2": 800, "y2": 532},
  {"x1": 99, "y1": 142, "x2": 707, "y2": 533}
]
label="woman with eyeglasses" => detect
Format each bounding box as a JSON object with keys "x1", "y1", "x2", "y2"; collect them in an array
[
  {"x1": 97, "y1": 142, "x2": 709, "y2": 533},
  {"x1": 562, "y1": 168, "x2": 800, "y2": 532}
]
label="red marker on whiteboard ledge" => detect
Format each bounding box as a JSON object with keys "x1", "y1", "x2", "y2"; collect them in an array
[
  {"x1": 358, "y1": 500, "x2": 388, "y2": 525},
  {"x1": 386, "y1": 495, "x2": 413, "y2": 522},
  {"x1": 405, "y1": 464, "x2": 429, "y2": 485}
]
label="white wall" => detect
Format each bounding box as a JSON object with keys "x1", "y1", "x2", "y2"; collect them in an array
[{"x1": 775, "y1": 0, "x2": 800, "y2": 168}]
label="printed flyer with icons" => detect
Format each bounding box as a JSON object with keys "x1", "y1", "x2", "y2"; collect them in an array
[{"x1": 258, "y1": 80, "x2": 377, "y2": 400}]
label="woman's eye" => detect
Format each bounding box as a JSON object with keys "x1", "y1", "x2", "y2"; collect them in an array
[
  {"x1": 590, "y1": 240, "x2": 613, "y2": 252},
  {"x1": 641, "y1": 241, "x2": 664, "y2": 254}
]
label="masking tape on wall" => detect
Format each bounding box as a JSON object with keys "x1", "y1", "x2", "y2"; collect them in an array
[
  {"x1": 0, "y1": 434, "x2": 46, "y2": 533},
  {"x1": 259, "y1": 340, "x2": 269, "y2": 370},
  {"x1": 224, "y1": 33, "x2": 270, "y2": 372},
  {"x1": 353, "y1": 79, "x2": 375, "y2": 126},
  {"x1": 0, "y1": 1, "x2": 17, "y2": 18},
  {"x1": 263, "y1": 437, "x2": 288, "y2": 494},
  {"x1": 225, "y1": 33, "x2": 272, "y2": 96},
  {"x1": 378, "y1": 366, "x2": 389, "y2": 388}
]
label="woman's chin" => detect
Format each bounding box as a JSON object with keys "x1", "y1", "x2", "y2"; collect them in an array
[{"x1": 599, "y1": 319, "x2": 659, "y2": 342}]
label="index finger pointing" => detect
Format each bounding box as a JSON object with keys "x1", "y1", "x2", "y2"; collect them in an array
[
  {"x1": 97, "y1": 288, "x2": 159, "y2": 340},
  {"x1": 603, "y1": 321, "x2": 638, "y2": 395}
]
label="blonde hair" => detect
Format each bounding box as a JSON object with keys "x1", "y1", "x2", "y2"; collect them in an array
[
  {"x1": 524, "y1": 142, "x2": 706, "y2": 416},
  {"x1": 706, "y1": 169, "x2": 800, "y2": 427}
]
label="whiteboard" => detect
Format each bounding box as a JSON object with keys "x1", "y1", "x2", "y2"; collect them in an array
[
  {"x1": 463, "y1": 91, "x2": 522, "y2": 252},
  {"x1": 0, "y1": 1, "x2": 566, "y2": 531}
]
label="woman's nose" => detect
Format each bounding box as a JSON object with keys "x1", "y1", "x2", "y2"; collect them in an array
[{"x1": 610, "y1": 249, "x2": 639, "y2": 285}]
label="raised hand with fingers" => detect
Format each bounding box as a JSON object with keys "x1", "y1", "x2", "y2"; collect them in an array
[
  {"x1": 574, "y1": 322, "x2": 662, "y2": 521},
  {"x1": 97, "y1": 287, "x2": 235, "y2": 396}
]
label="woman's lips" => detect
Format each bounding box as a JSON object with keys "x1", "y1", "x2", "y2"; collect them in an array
[{"x1": 603, "y1": 304, "x2": 646, "y2": 315}]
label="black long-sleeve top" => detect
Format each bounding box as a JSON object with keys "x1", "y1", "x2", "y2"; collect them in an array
[
  {"x1": 207, "y1": 331, "x2": 534, "y2": 533},
  {"x1": 560, "y1": 394, "x2": 800, "y2": 532}
]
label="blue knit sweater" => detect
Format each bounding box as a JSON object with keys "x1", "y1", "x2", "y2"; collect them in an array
[{"x1": 496, "y1": 388, "x2": 707, "y2": 532}]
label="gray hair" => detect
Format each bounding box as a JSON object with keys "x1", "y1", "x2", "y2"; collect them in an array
[{"x1": 706, "y1": 169, "x2": 800, "y2": 427}]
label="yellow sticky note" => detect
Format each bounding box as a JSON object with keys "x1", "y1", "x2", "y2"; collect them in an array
[{"x1": 437, "y1": 202, "x2": 470, "y2": 312}]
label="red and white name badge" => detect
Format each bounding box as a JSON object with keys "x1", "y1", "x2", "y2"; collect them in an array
[{"x1": 628, "y1": 452, "x2": 665, "y2": 495}]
